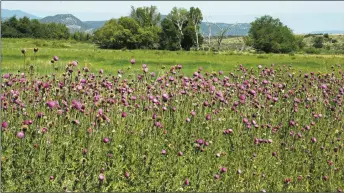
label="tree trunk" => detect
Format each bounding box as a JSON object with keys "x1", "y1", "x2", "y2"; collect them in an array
[
  {"x1": 208, "y1": 26, "x2": 211, "y2": 51},
  {"x1": 176, "y1": 23, "x2": 184, "y2": 50},
  {"x1": 194, "y1": 24, "x2": 199, "y2": 50}
]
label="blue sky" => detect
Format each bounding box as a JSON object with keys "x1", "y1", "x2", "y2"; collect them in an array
[{"x1": 2, "y1": 1, "x2": 344, "y2": 33}]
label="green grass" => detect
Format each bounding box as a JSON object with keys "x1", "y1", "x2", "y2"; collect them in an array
[{"x1": 2, "y1": 38, "x2": 343, "y2": 76}]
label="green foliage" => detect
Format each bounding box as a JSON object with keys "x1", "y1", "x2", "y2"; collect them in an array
[
  {"x1": 159, "y1": 18, "x2": 180, "y2": 51},
  {"x1": 1, "y1": 16, "x2": 71, "y2": 40},
  {"x1": 303, "y1": 47, "x2": 321, "y2": 54},
  {"x1": 129, "y1": 5, "x2": 161, "y2": 27},
  {"x1": 323, "y1": 33, "x2": 329, "y2": 38},
  {"x1": 93, "y1": 17, "x2": 160, "y2": 49},
  {"x1": 248, "y1": 15, "x2": 297, "y2": 53},
  {"x1": 313, "y1": 36, "x2": 324, "y2": 48},
  {"x1": 295, "y1": 36, "x2": 306, "y2": 50},
  {"x1": 161, "y1": 7, "x2": 203, "y2": 51}
]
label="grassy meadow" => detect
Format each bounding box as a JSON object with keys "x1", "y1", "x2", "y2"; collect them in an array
[{"x1": 2, "y1": 38, "x2": 344, "y2": 76}]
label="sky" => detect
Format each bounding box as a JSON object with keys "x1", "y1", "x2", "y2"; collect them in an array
[{"x1": 2, "y1": 1, "x2": 344, "y2": 33}]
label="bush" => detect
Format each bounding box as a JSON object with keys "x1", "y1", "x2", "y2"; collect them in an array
[
  {"x1": 304, "y1": 47, "x2": 321, "y2": 54},
  {"x1": 313, "y1": 36, "x2": 324, "y2": 48},
  {"x1": 248, "y1": 15, "x2": 297, "y2": 53}
]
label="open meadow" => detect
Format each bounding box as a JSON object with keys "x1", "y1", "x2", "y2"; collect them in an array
[
  {"x1": 2, "y1": 38, "x2": 344, "y2": 76},
  {"x1": 1, "y1": 38, "x2": 344, "y2": 192}
]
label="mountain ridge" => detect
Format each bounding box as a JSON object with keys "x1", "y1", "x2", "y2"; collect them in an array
[{"x1": 1, "y1": 9, "x2": 41, "y2": 19}]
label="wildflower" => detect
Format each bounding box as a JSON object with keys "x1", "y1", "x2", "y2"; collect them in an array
[
  {"x1": 103, "y1": 138, "x2": 110, "y2": 143},
  {"x1": 17, "y1": 131, "x2": 25, "y2": 139},
  {"x1": 99, "y1": 174, "x2": 105, "y2": 181}
]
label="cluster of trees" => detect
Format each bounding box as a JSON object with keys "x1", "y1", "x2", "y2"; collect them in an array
[
  {"x1": 4, "y1": 11, "x2": 336, "y2": 54},
  {"x1": 93, "y1": 6, "x2": 203, "y2": 51},
  {"x1": 2, "y1": 16, "x2": 70, "y2": 39},
  {"x1": 1, "y1": 16, "x2": 91, "y2": 41}
]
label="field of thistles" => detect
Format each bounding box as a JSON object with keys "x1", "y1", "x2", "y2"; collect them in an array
[{"x1": 1, "y1": 46, "x2": 344, "y2": 192}]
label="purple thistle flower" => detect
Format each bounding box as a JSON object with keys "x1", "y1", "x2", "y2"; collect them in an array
[
  {"x1": 41, "y1": 127, "x2": 48, "y2": 133},
  {"x1": 161, "y1": 149, "x2": 167, "y2": 155},
  {"x1": 130, "y1": 58, "x2": 135, "y2": 64},
  {"x1": 311, "y1": 137, "x2": 317, "y2": 143},
  {"x1": 125, "y1": 172, "x2": 130, "y2": 178},
  {"x1": 2, "y1": 121, "x2": 8, "y2": 129},
  {"x1": 17, "y1": 131, "x2": 25, "y2": 139},
  {"x1": 103, "y1": 138, "x2": 110, "y2": 143},
  {"x1": 220, "y1": 167, "x2": 227, "y2": 173},
  {"x1": 184, "y1": 179, "x2": 190, "y2": 185},
  {"x1": 53, "y1": 56, "x2": 59, "y2": 61},
  {"x1": 46, "y1": 101, "x2": 57, "y2": 109},
  {"x1": 99, "y1": 174, "x2": 105, "y2": 181},
  {"x1": 71, "y1": 61, "x2": 78, "y2": 66}
]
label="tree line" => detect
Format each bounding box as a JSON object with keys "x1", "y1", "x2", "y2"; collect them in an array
[
  {"x1": 93, "y1": 6, "x2": 204, "y2": 51},
  {"x1": 2, "y1": 6, "x2": 330, "y2": 54},
  {"x1": 1, "y1": 16, "x2": 91, "y2": 41}
]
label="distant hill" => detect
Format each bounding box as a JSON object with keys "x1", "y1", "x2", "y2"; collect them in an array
[
  {"x1": 200, "y1": 22, "x2": 250, "y2": 36},
  {"x1": 1, "y1": 9, "x2": 41, "y2": 19},
  {"x1": 160, "y1": 14, "x2": 249, "y2": 36},
  {"x1": 310, "y1": 30, "x2": 344, "y2": 35},
  {"x1": 40, "y1": 14, "x2": 89, "y2": 33},
  {"x1": 84, "y1": 20, "x2": 107, "y2": 29}
]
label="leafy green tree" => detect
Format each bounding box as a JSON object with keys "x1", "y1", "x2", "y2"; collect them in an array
[
  {"x1": 188, "y1": 7, "x2": 203, "y2": 50},
  {"x1": 17, "y1": 17, "x2": 32, "y2": 36},
  {"x1": 94, "y1": 16, "x2": 159, "y2": 49},
  {"x1": 248, "y1": 15, "x2": 297, "y2": 53},
  {"x1": 313, "y1": 36, "x2": 324, "y2": 48},
  {"x1": 167, "y1": 7, "x2": 189, "y2": 50},
  {"x1": 137, "y1": 26, "x2": 160, "y2": 49},
  {"x1": 1, "y1": 16, "x2": 70, "y2": 39},
  {"x1": 159, "y1": 18, "x2": 180, "y2": 51},
  {"x1": 295, "y1": 36, "x2": 306, "y2": 50},
  {"x1": 130, "y1": 6, "x2": 161, "y2": 27}
]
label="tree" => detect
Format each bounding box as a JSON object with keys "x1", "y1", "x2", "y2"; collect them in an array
[
  {"x1": 167, "y1": 7, "x2": 189, "y2": 50},
  {"x1": 94, "y1": 16, "x2": 160, "y2": 49},
  {"x1": 137, "y1": 26, "x2": 160, "y2": 49},
  {"x1": 188, "y1": 7, "x2": 203, "y2": 50},
  {"x1": 181, "y1": 25, "x2": 203, "y2": 51},
  {"x1": 313, "y1": 36, "x2": 324, "y2": 48},
  {"x1": 214, "y1": 23, "x2": 237, "y2": 51},
  {"x1": 248, "y1": 15, "x2": 297, "y2": 53},
  {"x1": 130, "y1": 6, "x2": 161, "y2": 27},
  {"x1": 1, "y1": 16, "x2": 70, "y2": 39},
  {"x1": 159, "y1": 18, "x2": 180, "y2": 51},
  {"x1": 202, "y1": 17, "x2": 213, "y2": 51}
]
